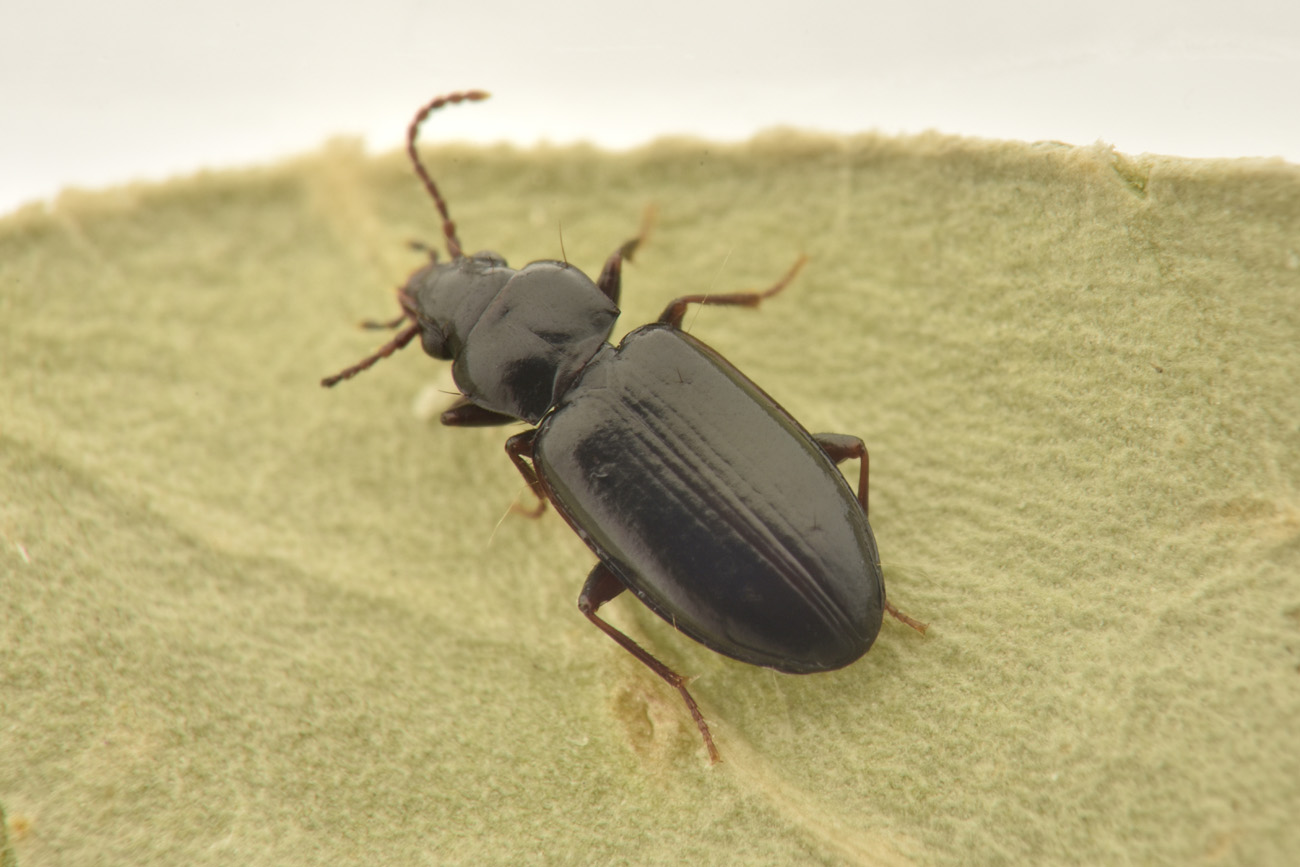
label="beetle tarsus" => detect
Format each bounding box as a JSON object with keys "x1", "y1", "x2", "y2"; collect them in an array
[
  {"x1": 885, "y1": 600, "x2": 928, "y2": 635},
  {"x1": 509, "y1": 496, "x2": 548, "y2": 519},
  {"x1": 596, "y1": 205, "x2": 656, "y2": 305},
  {"x1": 579, "y1": 563, "x2": 721, "y2": 763},
  {"x1": 657, "y1": 254, "x2": 808, "y2": 329}
]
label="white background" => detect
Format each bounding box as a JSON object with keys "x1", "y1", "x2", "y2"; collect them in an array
[{"x1": 2, "y1": 0, "x2": 1297, "y2": 215}]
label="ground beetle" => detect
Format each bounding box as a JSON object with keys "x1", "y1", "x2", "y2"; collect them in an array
[{"x1": 322, "y1": 91, "x2": 926, "y2": 762}]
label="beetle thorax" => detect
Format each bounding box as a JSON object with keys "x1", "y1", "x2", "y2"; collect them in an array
[{"x1": 415, "y1": 258, "x2": 619, "y2": 424}]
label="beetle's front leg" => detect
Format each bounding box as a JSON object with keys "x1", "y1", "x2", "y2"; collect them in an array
[
  {"x1": 579, "y1": 562, "x2": 721, "y2": 763},
  {"x1": 594, "y1": 206, "x2": 655, "y2": 305},
  {"x1": 505, "y1": 430, "x2": 548, "y2": 518},
  {"x1": 814, "y1": 432, "x2": 928, "y2": 636},
  {"x1": 441, "y1": 397, "x2": 519, "y2": 428}
]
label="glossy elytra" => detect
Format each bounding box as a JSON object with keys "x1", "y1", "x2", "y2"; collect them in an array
[{"x1": 322, "y1": 91, "x2": 926, "y2": 762}]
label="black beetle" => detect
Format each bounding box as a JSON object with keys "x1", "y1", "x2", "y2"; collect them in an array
[{"x1": 322, "y1": 91, "x2": 926, "y2": 762}]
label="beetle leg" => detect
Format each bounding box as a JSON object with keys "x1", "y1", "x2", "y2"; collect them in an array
[
  {"x1": 657, "y1": 254, "x2": 807, "y2": 329},
  {"x1": 814, "y1": 433, "x2": 928, "y2": 635},
  {"x1": 504, "y1": 430, "x2": 548, "y2": 518},
  {"x1": 883, "y1": 600, "x2": 928, "y2": 634},
  {"x1": 579, "y1": 563, "x2": 721, "y2": 763},
  {"x1": 595, "y1": 205, "x2": 655, "y2": 305},
  {"x1": 813, "y1": 433, "x2": 870, "y2": 517},
  {"x1": 440, "y1": 397, "x2": 519, "y2": 428}
]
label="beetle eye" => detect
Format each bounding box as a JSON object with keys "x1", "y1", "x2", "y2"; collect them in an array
[
  {"x1": 420, "y1": 323, "x2": 451, "y2": 359},
  {"x1": 468, "y1": 250, "x2": 508, "y2": 267}
]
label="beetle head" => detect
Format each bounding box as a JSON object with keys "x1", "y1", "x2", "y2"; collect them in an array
[
  {"x1": 319, "y1": 89, "x2": 619, "y2": 411},
  {"x1": 324, "y1": 253, "x2": 618, "y2": 425},
  {"x1": 403, "y1": 250, "x2": 513, "y2": 360}
]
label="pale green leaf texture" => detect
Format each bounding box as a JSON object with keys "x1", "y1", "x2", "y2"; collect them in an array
[{"x1": 1, "y1": 132, "x2": 1297, "y2": 866}]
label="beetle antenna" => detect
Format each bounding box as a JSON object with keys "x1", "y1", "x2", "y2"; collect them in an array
[
  {"x1": 320, "y1": 322, "x2": 421, "y2": 387},
  {"x1": 557, "y1": 220, "x2": 568, "y2": 264},
  {"x1": 406, "y1": 90, "x2": 491, "y2": 261}
]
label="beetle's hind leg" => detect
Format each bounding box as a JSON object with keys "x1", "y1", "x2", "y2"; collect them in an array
[
  {"x1": 815, "y1": 432, "x2": 929, "y2": 636},
  {"x1": 657, "y1": 254, "x2": 807, "y2": 329},
  {"x1": 579, "y1": 563, "x2": 721, "y2": 763},
  {"x1": 814, "y1": 433, "x2": 871, "y2": 517}
]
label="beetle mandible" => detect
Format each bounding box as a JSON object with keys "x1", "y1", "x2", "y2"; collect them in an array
[{"x1": 322, "y1": 91, "x2": 927, "y2": 762}]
